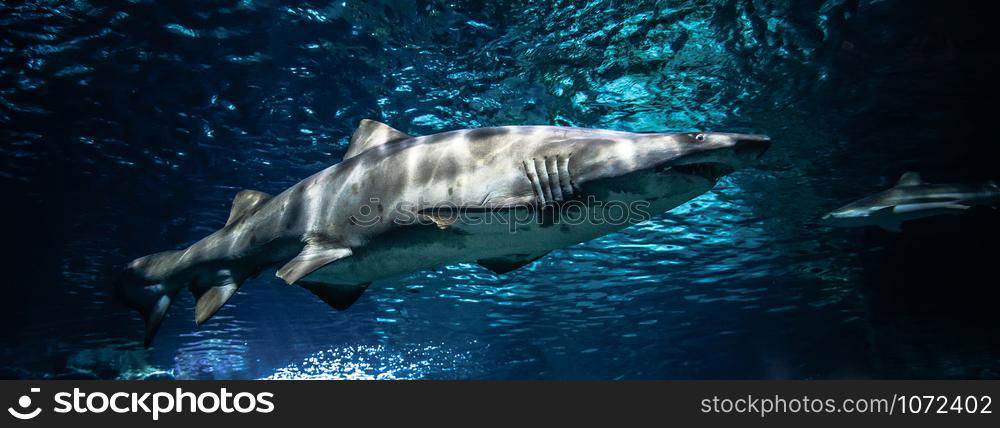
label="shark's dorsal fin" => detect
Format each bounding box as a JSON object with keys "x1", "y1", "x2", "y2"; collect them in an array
[
  {"x1": 895, "y1": 172, "x2": 923, "y2": 187},
  {"x1": 226, "y1": 190, "x2": 273, "y2": 226},
  {"x1": 478, "y1": 251, "x2": 550, "y2": 275},
  {"x1": 344, "y1": 119, "x2": 411, "y2": 160}
]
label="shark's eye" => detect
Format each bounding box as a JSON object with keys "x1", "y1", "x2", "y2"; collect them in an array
[{"x1": 695, "y1": 133, "x2": 706, "y2": 141}]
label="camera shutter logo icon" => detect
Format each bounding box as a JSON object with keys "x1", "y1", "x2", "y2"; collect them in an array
[{"x1": 8, "y1": 388, "x2": 42, "y2": 420}]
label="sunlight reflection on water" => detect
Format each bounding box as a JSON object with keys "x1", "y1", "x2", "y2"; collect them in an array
[{"x1": 263, "y1": 344, "x2": 482, "y2": 380}]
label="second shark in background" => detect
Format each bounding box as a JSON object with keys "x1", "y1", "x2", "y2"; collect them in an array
[{"x1": 821, "y1": 172, "x2": 1000, "y2": 232}]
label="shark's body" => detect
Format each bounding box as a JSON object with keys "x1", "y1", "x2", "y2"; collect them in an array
[
  {"x1": 821, "y1": 172, "x2": 1000, "y2": 232},
  {"x1": 119, "y1": 120, "x2": 770, "y2": 346}
]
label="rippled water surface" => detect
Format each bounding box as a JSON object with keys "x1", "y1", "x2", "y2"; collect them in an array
[{"x1": 3, "y1": 0, "x2": 999, "y2": 379}]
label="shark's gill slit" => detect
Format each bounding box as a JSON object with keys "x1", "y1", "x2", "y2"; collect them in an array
[
  {"x1": 546, "y1": 156, "x2": 563, "y2": 201},
  {"x1": 557, "y1": 155, "x2": 574, "y2": 198},
  {"x1": 534, "y1": 158, "x2": 553, "y2": 203},
  {"x1": 523, "y1": 159, "x2": 546, "y2": 204}
]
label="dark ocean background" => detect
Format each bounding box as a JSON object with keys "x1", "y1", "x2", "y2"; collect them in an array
[{"x1": 2, "y1": 0, "x2": 999, "y2": 379}]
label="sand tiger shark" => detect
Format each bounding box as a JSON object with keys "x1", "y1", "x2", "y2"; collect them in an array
[
  {"x1": 820, "y1": 172, "x2": 1000, "y2": 232},
  {"x1": 118, "y1": 120, "x2": 771, "y2": 346}
]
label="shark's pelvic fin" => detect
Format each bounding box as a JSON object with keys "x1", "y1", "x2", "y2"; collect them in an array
[
  {"x1": 276, "y1": 241, "x2": 353, "y2": 284},
  {"x1": 300, "y1": 282, "x2": 370, "y2": 310},
  {"x1": 478, "y1": 251, "x2": 550, "y2": 275},
  {"x1": 895, "y1": 171, "x2": 923, "y2": 187},
  {"x1": 344, "y1": 119, "x2": 411, "y2": 160},
  {"x1": 226, "y1": 190, "x2": 273, "y2": 226}
]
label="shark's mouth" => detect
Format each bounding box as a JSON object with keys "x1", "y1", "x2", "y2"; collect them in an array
[{"x1": 667, "y1": 162, "x2": 735, "y2": 181}]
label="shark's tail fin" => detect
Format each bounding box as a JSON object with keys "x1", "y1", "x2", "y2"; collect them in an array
[
  {"x1": 118, "y1": 249, "x2": 254, "y2": 347},
  {"x1": 117, "y1": 190, "x2": 273, "y2": 348},
  {"x1": 115, "y1": 251, "x2": 184, "y2": 348}
]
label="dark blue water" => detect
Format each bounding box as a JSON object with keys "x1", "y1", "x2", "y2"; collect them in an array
[{"x1": 2, "y1": 0, "x2": 999, "y2": 379}]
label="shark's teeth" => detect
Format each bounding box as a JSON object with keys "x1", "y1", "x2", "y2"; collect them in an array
[
  {"x1": 524, "y1": 155, "x2": 575, "y2": 205},
  {"x1": 671, "y1": 162, "x2": 734, "y2": 180}
]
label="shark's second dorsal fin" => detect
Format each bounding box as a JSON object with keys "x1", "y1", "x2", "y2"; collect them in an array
[
  {"x1": 226, "y1": 190, "x2": 273, "y2": 226},
  {"x1": 344, "y1": 119, "x2": 412, "y2": 160},
  {"x1": 895, "y1": 172, "x2": 923, "y2": 187}
]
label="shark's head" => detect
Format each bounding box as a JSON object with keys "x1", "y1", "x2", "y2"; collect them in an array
[
  {"x1": 651, "y1": 132, "x2": 772, "y2": 180},
  {"x1": 568, "y1": 131, "x2": 771, "y2": 208},
  {"x1": 819, "y1": 200, "x2": 886, "y2": 228}
]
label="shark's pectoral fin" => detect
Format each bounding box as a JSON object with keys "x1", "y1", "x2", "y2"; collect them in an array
[
  {"x1": 478, "y1": 251, "x2": 550, "y2": 275},
  {"x1": 276, "y1": 242, "x2": 353, "y2": 285},
  {"x1": 300, "y1": 282, "x2": 370, "y2": 311},
  {"x1": 226, "y1": 190, "x2": 273, "y2": 226},
  {"x1": 871, "y1": 206, "x2": 902, "y2": 232},
  {"x1": 872, "y1": 206, "x2": 895, "y2": 216}
]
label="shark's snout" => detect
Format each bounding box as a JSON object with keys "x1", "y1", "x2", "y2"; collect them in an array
[
  {"x1": 656, "y1": 132, "x2": 773, "y2": 182},
  {"x1": 733, "y1": 134, "x2": 771, "y2": 161}
]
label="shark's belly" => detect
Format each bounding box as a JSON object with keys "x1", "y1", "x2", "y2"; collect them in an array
[
  {"x1": 301, "y1": 190, "x2": 697, "y2": 286},
  {"x1": 301, "y1": 208, "x2": 627, "y2": 285}
]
